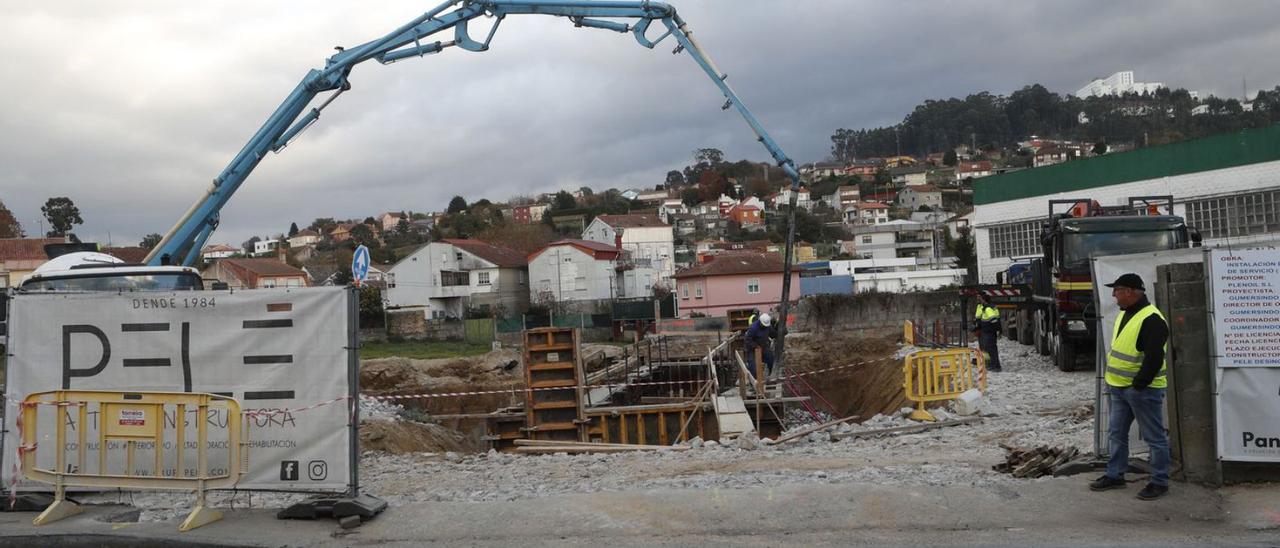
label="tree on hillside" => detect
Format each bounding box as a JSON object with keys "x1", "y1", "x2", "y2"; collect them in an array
[
  {"x1": 447, "y1": 196, "x2": 469, "y2": 214},
  {"x1": 41, "y1": 197, "x2": 83, "y2": 237},
  {"x1": 139, "y1": 233, "x2": 163, "y2": 251},
  {"x1": 0, "y1": 200, "x2": 24, "y2": 238},
  {"x1": 943, "y1": 149, "x2": 958, "y2": 167},
  {"x1": 696, "y1": 170, "x2": 729, "y2": 202},
  {"x1": 477, "y1": 222, "x2": 555, "y2": 255},
  {"x1": 310, "y1": 217, "x2": 337, "y2": 234},
  {"x1": 664, "y1": 170, "x2": 685, "y2": 188},
  {"x1": 288, "y1": 222, "x2": 299, "y2": 237},
  {"x1": 552, "y1": 191, "x2": 577, "y2": 211},
  {"x1": 349, "y1": 224, "x2": 380, "y2": 248},
  {"x1": 242, "y1": 236, "x2": 261, "y2": 255}
]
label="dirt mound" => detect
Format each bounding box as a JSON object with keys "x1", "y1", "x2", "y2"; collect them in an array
[
  {"x1": 361, "y1": 348, "x2": 524, "y2": 415},
  {"x1": 785, "y1": 331, "x2": 908, "y2": 420},
  {"x1": 360, "y1": 418, "x2": 478, "y2": 454}
]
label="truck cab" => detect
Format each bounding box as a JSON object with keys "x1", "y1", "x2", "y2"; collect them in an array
[{"x1": 1037, "y1": 202, "x2": 1194, "y2": 371}]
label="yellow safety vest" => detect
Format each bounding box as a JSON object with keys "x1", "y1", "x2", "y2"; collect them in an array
[
  {"x1": 1105, "y1": 304, "x2": 1168, "y2": 389},
  {"x1": 975, "y1": 304, "x2": 999, "y2": 322},
  {"x1": 748, "y1": 314, "x2": 756, "y2": 325}
]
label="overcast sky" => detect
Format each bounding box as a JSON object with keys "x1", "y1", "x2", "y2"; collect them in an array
[{"x1": 2, "y1": 0, "x2": 1278, "y2": 249}]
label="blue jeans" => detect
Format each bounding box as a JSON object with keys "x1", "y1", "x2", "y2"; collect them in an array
[{"x1": 1106, "y1": 386, "x2": 1171, "y2": 486}]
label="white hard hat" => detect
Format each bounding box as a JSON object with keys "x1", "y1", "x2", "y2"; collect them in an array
[{"x1": 759, "y1": 313, "x2": 772, "y2": 326}]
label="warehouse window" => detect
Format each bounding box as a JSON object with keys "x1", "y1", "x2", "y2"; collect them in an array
[
  {"x1": 987, "y1": 220, "x2": 1041, "y2": 258},
  {"x1": 1185, "y1": 189, "x2": 1280, "y2": 240}
]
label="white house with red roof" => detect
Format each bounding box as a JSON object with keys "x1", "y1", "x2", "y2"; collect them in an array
[
  {"x1": 843, "y1": 201, "x2": 890, "y2": 226},
  {"x1": 527, "y1": 239, "x2": 630, "y2": 303},
  {"x1": 384, "y1": 238, "x2": 529, "y2": 319},
  {"x1": 898, "y1": 184, "x2": 943, "y2": 210},
  {"x1": 582, "y1": 213, "x2": 674, "y2": 283}
]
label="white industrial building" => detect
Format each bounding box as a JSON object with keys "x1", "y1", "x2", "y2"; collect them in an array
[
  {"x1": 1074, "y1": 70, "x2": 1165, "y2": 98},
  {"x1": 972, "y1": 125, "x2": 1280, "y2": 282}
]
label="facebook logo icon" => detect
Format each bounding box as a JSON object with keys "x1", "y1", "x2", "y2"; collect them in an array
[{"x1": 280, "y1": 460, "x2": 299, "y2": 481}]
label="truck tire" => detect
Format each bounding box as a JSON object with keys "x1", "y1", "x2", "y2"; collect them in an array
[
  {"x1": 1055, "y1": 335, "x2": 1077, "y2": 372},
  {"x1": 1034, "y1": 310, "x2": 1051, "y2": 356},
  {"x1": 1017, "y1": 310, "x2": 1033, "y2": 345}
]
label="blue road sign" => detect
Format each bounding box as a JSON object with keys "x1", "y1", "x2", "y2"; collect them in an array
[{"x1": 351, "y1": 245, "x2": 370, "y2": 285}]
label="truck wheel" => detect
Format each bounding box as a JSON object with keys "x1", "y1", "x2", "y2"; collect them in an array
[
  {"x1": 1034, "y1": 311, "x2": 1051, "y2": 356},
  {"x1": 1017, "y1": 310, "x2": 1033, "y2": 345},
  {"x1": 1055, "y1": 335, "x2": 1077, "y2": 372}
]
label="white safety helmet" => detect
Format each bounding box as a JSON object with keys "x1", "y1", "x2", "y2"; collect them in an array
[{"x1": 759, "y1": 313, "x2": 772, "y2": 326}]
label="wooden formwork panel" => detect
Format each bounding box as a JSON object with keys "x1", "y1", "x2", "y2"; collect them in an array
[
  {"x1": 586, "y1": 405, "x2": 713, "y2": 446},
  {"x1": 522, "y1": 327, "x2": 585, "y2": 442}
]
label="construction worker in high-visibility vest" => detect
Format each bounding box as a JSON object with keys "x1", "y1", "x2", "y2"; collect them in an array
[
  {"x1": 971, "y1": 292, "x2": 1002, "y2": 372},
  {"x1": 1089, "y1": 273, "x2": 1171, "y2": 501}
]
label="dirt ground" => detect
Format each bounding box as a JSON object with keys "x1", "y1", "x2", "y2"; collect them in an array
[{"x1": 782, "y1": 329, "x2": 910, "y2": 419}]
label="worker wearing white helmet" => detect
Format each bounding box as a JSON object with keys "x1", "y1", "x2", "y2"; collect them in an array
[{"x1": 744, "y1": 312, "x2": 777, "y2": 381}]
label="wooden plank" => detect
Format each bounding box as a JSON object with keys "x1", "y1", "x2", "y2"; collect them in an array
[
  {"x1": 829, "y1": 417, "x2": 982, "y2": 441},
  {"x1": 772, "y1": 414, "x2": 862, "y2": 445},
  {"x1": 514, "y1": 439, "x2": 689, "y2": 450},
  {"x1": 658, "y1": 411, "x2": 668, "y2": 446}
]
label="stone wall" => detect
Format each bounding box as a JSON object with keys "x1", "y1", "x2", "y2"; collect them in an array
[
  {"x1": 385, "y1": 310, "x2": 465, "y2": 341},
  {"x1": 790, "y1": 290, "x2": 965, "y2": 332}
]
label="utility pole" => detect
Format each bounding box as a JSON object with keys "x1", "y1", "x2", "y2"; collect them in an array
[{"x1": 895, "y1": 126, "x2": 901, "y2": 157}]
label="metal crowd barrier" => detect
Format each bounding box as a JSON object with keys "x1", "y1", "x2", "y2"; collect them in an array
[
  {"x1": 20, "y1": 390, "x2": 246, "y2": 531},
  {"x1": 903, "y1": 348, "x2": 986, "y2": 421}
]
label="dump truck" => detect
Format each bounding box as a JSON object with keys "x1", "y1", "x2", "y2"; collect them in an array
[{"x1": 976, "y1": 196, "x2": 1200, "y2": 372}]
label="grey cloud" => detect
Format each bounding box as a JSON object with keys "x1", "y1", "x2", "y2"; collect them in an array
[{"x1": 1, "y1": 0, "x2": 1277, "y2": 248}]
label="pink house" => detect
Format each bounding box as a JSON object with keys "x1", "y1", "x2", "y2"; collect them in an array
[{"x1": 673, "y1": 252, "x2": 800, "y2": 318}]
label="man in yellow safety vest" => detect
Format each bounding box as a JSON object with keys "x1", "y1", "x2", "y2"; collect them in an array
[
  {"x1": 1089, "y1": 273, "x2": 1171, "y2": 501},
  {"x1": 972, "y1": 293, "x2": 1002, "y2": 372}
]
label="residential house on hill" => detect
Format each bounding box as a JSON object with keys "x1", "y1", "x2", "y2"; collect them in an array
[
  {"x1": 837, "y1": 185, "x2": 861, "y2": 210},
  {"x1": 899, "y1": 184, "x2": 943, "y2": 210},
  {"x1": 509, "y1": 203, "x2": 549, "y2": 224},
  {"x1": 843, "y1": 201, "x2": 890, "y2": 226},
  {"x1": 253, "y1": 239, "x2": 281, "y2": 256},
  {"x1": 0, "y1": 237, "x2": 66, "y2": 287},
  {"x1": 890, "y1": 165, "x2": 929, "y2": 187},
  {"x1": 202, "y1": 257, "x2": 309, "y2": 289},
  {"x1": 673, "y1": 252, "x2": 800, "y2": 318},
  {"x1": 773, "y1": 186, "x2": 812, "y2": 210},
  {"x1": 582, "y1": 214, "x2": 675, "y2": 283},
  {"x1": 378, "y1": 212, "x2": 406, "y2": 232},
  {"x1": 201, "y1": 244, "x2": 238, "y2": 261},
  {"x1": 1034, "y1": 146, "x2": 1073, "y2": 168},
  {"x1": 844, "y1": 159, "x2": 885, "y2": 178},
  {"x1": 802, "y1": 161, "x2": 845, "y2": 179},
  {"x1": 955, "y1": 161, "x2": 993, "y2": 181},
  {"x1": 727, "y1": 203, "x2": 764, "y2": 228},
  {"x1": 288, "y1": 229, "x2": 322, "y2": 248},
  {"x1": 527, "y1": 239, "x2": 633, "y2": 303},
  {"x1": 384, "y1": 239, "x2": 529, "y2": 319}
]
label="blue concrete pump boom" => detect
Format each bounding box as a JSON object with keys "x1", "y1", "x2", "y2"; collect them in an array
[{"x1": 143, "y1": 0, "x2": 806, "y2": 370}]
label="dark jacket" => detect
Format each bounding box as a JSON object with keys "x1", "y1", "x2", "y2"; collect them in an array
[
  {"x1": 1115, "y1": 296, "x2": 1169, "y2": 389},
  {"x1": 745, "y1": 319, "x2": 774, "y2": 347}
]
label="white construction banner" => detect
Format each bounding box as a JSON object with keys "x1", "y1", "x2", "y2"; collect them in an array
[
  {"x1": 1217, "y1": 367, "x2": 1280, "y2": 461},
  {"x1": 1090, "y1": 248, "x2": 1204, "y2": 457},
  {"x1": 2, "y1": 287, "x2": 352, "y2": 491},
  {"x1": 1209, "y1": 248, "x2": 1280, "y2": 367}
]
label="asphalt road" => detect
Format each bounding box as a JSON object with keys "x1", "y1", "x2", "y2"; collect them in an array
[{"x1": 3, "y1": 477, "x2": 1277, "y2": 547}]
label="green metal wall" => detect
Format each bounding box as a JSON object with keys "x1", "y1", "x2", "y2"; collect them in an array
[{"x1": 974, "y1": 124, "x2": 1280, "y2": 205}]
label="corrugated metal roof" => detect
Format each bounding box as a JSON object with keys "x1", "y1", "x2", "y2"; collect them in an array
[{"x1": 975, "y1": 124, "x2": 1280, "y2": 205}]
